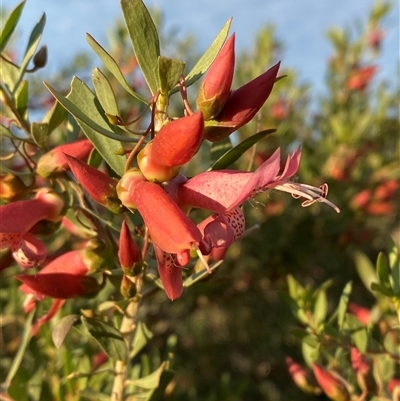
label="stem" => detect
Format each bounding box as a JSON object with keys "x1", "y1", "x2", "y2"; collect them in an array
[{"x1": 110, "y1": 280, "x2": 143, "y2": 401}]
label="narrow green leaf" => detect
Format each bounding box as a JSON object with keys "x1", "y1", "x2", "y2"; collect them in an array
[
  {"x1": 44, "y1": 79, "x2": 127, "y2": 176},
  {"x1": 210, "y1": 129, "x2": 276, "y2": 170},
  {"x1": 277, "y1": 291, "x2": 308, "y2": 324},
  {"x1": 345, "y1": 313, "x2": 368, "y2": 353},
  {"x1": 301, "y1": 335, "x2": 319, "y2": 368},
  {"x1": 287, "y1": 274, "x2": 304, "y2": 299},
  {"x1": 52, "y1": 314, "x2": 80, "y2": 349},
  {"x1": 81, "y1": 316, "x2": 127, "y2": 361},
  {"x1": 15, "y1": 79, "x2": 29, "y2": 120},
  {"x1": 144, "y1": 370, "x2": 175, "y2": 401},
  {"x1": 183, "y1": 18, "x2": 232, "y2": 89},
  {"x1": 388, "y1": 239, "x2": 399, "y2": 295},
  {"x1": 121, "y1": 0, "x2": 160, "y2": 94},
  {"x1": 370, "y1": 282, "x2": 393, "y2": 297},
  {"x1": 43, "y1": 100, "x2": 68, "y2": 133},
  {"x1": 30, "y1": 122, "x2": 49, "y2": 148},
  {"x1": 376, "y1": 252, "x2": 391, "y2": 290},
  {"x1": 158, "y1": 56, "x2": 185, "y2": 95},
  {"x1": 92, "y1": 68, "x2": 120, "y2": 117},
  {"x1": 337, "y1": 281, "x2": 352, "y2": 330},
  {"x1": 0, "y1": 123, "x2": 18, "y2": 139},
  {"x1": 0, "y1": 1, "x2": 26, "y2": 53},
  {"x1": 17, "y1": 13, "x2": 46, "y2": 89},
  {"x1": 86, "y1": 33, "x2": 147, "y2": 104},
  {"x1": 3, "y1": 309, "x2": 34, "y2": 389},
  {"x1": 0, "y1": 56, "x2": 20, "y2": 92},
  {"x1": 131, "y1": 321, "x2": 153, "y2": 359},
  {"x1": 313, "y1": 290, "x2": 327, "y2": 326},
  {"x1": 354, "y1": 251, "x2": 379, "y2": 297},
  {"x1": 209, "y1": 137, "x2": 232, "y2": 166},
  {"x1": 129, "y1": 362, "x2": 167, "y2": 389},
  {"x1": 183, "y1": 261, "x2": 223, "y2": 287}
]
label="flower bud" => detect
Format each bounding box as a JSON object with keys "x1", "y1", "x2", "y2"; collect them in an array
[
  {"x1": 118, "y1": 220, "x2": 142, "y2": 275},
  {"x1": 37, "y1": 139, "x2": 93, "y2": 177},
  {"x1": 138, "y1": 112, "x2": 204, "y2": 182},
  {"x1": 286, "y1": 357, "x2": 321, "y2": 395},
  {"x1": 33, "y1": 45, "x2": 48, "y2": 69},
  {"x1": 203, "y1": 62, "x2": 280, "y2": 142},
  {"x1": 64, "y1": 154, "x2": 123, "y2": 214},
  {"x1": 312, "y1": 364, "x2": 350, "y2": 401},
  {"x1": 16, "y1": 249, "x2": 104, "y2": 299},
  {"x1": 196, "y1": 34, "x2": 235, "y2": 120}
]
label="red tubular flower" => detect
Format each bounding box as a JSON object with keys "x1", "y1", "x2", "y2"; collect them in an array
[
  {"x1": 286, "y1": 357, "x2": 321, "y2": 395},
  {"x1": 347, "y1": 65, "x2": 377, "y2": 91},
  {"x1": 203, "y1": 62, "x2": 280, "y2": 142},
  {"x1": 138, "y1": 112, "x2": 204, "y2": 182},
  {"x1": 348, "y1": 302, "x2": 371, "y2": 325},
  {"x1": 117, "y1": 173, "x2": 202, "y2": 255},
  {"x1": 196, "y1": 34, "x2": 235, "y2": 120},
  {"x1": 64, "y1": 154, "x2": 123, "y2": 213},
  {"x1": 154, "y1": 245, "x2": 185, "y2": 301},
  {"x1": 0, "y1": 189, "x2": 65, "y2": 268},
  {"x1": 37, "y1": 139, "x2": 93, "y2": 177},
  {"x1": 118, "y1": 220, "x2": 142, "y2": 274},
  {"x1": 16, "y1": 248, "x2": 104, "y2": 299},
  {"x1": 167, "y1": 147, "x2": 339, "y2": 214},
  {"x1": 312, "y1": 364, "x2": 350, "y2": 401}
]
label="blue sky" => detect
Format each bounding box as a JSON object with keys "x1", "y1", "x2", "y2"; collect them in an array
[{"x1": 2, "y1": 0, "x2": 399, "y2": 94}]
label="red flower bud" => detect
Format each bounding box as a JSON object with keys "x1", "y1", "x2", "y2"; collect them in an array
[
  {"x1": 203, "y1": 62, "x2": 280, "y2": 142},
  {"x1": 37, "y1": 139, "x2": 93, "y2": 177},
  {"x1": 16, "y1": 249, "x2": 104, "y2": 299},
  {"x1": 118, "y1": 220, "x2": 142, "y2": 274},
  {"x1": 348, "y1": 302, "x2": 370, "y2": 325},
  {"x1": 312, "y1": 364, "x2": 350, "y2": 401},
  {"x1": 196, "y1": 34, "x2": 235, "y2": 120},
  {"x1": 286, "y1": 357, "x2": 321, "y2": 395},
  {"x1": 138, "y1": 112, "x2": 204, "y2": 182},
  {"x1": 64, "y1": 154, "x2": 123, "y2": 213}
]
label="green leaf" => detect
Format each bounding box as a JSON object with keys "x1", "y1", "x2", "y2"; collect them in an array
[
  {"x1": 52, "y1": 314, "x2": 80, "y2": 349},
  {"x1": 388, "y1": 239, "x2": 399, "y2": 295},
  {"x1": 92, "y1": 68, "x2": 120, "y2": 118},
  {"x1": 287, "y1": 274, "x2": 304, "y2": 299},
  {"x1": 376, "y1": 252, "x2": 391, "y2": 291},
  {"x1": 345, "y1": 313, "x2": 368, "y2": 353},
  {"x1": 183, "y1": 261, "x2": 223, "y2": 287},
  {"x1": 44, "y1": 79, "x2": 127, "y2": 176},
  {"x1": 43, "y1": 99, "x2": 68, "y2": 133},
  {"x1": 0, "y1": 56, "x2": 20, "y2": 92},
  {"x1": 370, "y1": 282, "x2": 393, "y2": 298},
  {"x1": 354, "y1": 251, "x2": 379, "y2": 297},
  {"x1": 301, "y1": 335, "x2": 319, "y2": 368},
  {"x1": 209, "y1": 137, "x2": 232, "y2": 166},
  {"x1": 313, "y1": 289, "x2": 327, "y2": 327},
  {"x1": 121, "y1": 0, "x2": 160, "y2": 94},
  {"x1": 143, "y1": 370, "x2": 175, "y2": 401},
  {"x1": 158, "y1": 56, "x2": 185, "y2": 95},
  {"x1": 86, "y1": 33, "x2": 147, "y2": 104},
  {"x1": 337, "y1": 281, "x2": 352, "y2": 330},
  {"x1": 30, "y1": 122, "x2": 49, "y2": 147},
  {"x1": 277, "y1": 291, "x2": 308, "y2": 324},
  {"x1": 183, "y1": 18, "x2": 232, "y2": 89},
  {"x1": 3, "y1": 309, "x2": 34, "y2": 389},
  {"x1": 210, "y1": 129, "x2": 276, "y2": 170},
  {"x1": 129, "y1": 362, "x2": 167, "y2": 389},
  {"x1": 0, "y1": 1, "x2": 26, "y2": 53},
  {"x1": 81, "y1": 316, "x2": 127, "y2": 361},
  {"x1": 131, "y1": 321, "x2": 153, "y2": 359},
  {"x1": 17, "y1": 13, "x2": 46, "y2": 89},
  {"x1": 0, "y1": 123, "x2": 18, "y2": 139}
]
